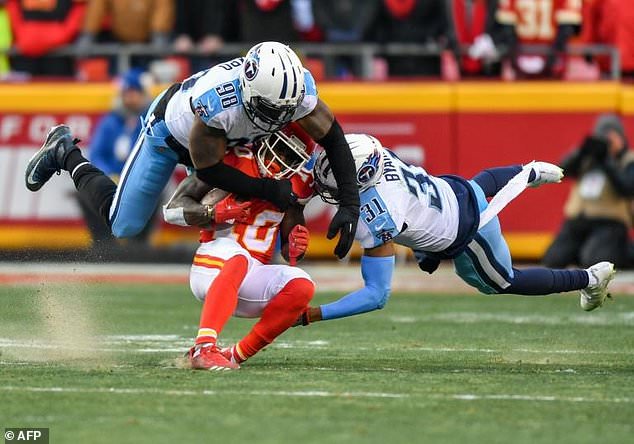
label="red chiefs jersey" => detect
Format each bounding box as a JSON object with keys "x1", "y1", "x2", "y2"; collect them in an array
[
  {"x1": 200, "y1": 146, "x2": 314, "y2": 264},
  {"x1": 496, "y1": 0, "x2": 582, "y2": 44}
]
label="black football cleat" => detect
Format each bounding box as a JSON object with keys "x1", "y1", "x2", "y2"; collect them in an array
[{"x1": 25, "y1": 124, "x2": 76, "y2": 192}]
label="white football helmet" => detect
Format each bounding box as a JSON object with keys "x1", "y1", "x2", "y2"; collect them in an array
[
  {"x1": 314, "y1": 134, "x2": 385, "y2": 203},
  {"x1": 240, "y1": 42, "x2": 306, "y2": 132},
  {"x1": 256, "y1": 122, "x2": 315, "y2": 179}
]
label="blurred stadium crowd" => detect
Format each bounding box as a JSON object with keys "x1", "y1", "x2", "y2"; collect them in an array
[{"x1": 0, "y1": 0, "x2": 633, "y2": 81}]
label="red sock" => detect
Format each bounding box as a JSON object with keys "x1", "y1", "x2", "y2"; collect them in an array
[
  {"x1": 196, "y1": 255, "x2": 248, "y2": 346},
  {"x1": 233, "y1": 277, "x2": 314, "y2": 362}
]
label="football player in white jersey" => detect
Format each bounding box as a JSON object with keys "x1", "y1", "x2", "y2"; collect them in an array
[
  {"x1": 295, "y1": 134, "x2": 616, "y2": 326},
  {"x1": 24, "y1": 42, "x2": 359, "y2": 259}
]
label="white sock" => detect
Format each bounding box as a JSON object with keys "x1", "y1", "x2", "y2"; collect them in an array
[{"x1": 587, "y1": 270, "x2": 599, "y2": 286}]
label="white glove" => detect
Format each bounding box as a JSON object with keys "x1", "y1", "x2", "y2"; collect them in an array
[{"x1": 468, "y1": 34, "x2": 498, "y2": 62}]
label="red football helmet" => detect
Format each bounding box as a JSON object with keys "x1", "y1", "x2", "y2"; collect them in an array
[{"x1": 256, "y1": 122, "x2": 316, "y2": 179}]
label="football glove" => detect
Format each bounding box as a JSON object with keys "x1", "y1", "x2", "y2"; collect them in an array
[
  {"x1": 413, "y1": 250, "x2": 441, "y2": 274},
  {"x1": 288, "y1": 224, "x2": 310, "y2": 266},
  {"x1": 327, "y1": 205, "x2": 359, "y2": 259},
  {"x1": 214, "y1": 196, "x2": 251, "y2": 224}
]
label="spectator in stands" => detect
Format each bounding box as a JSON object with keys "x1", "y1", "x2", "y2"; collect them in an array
[
  {"x1": 312, "y1": 0, "x2": 380, "y2": 78},
  {"x1": 375, "y1": 0, "x2": 455, "y2": 77},
  {"x1": 449, "y1": 0, "x2": 501, "y2": 77},
  {"x1": 6, "y1": 0, "x2": 86, "y2": 77},
  {"x1": 494, "y1": 0, "x2": 582, "y2": 79},
  {"x1": 238, "y1": 0, "x2": 298, "y2": 43},
  {"x1": 543, "y1": 114, "x2": 634, "y2": 269},
  {"x1": 80, "y1": 68, "x2": 153, "y2": 248},
  {"x1": 291, "y1": 0, "x2": 322, "y2": 42},
  {"x1": 76, "y1": 0, "x2": 174, "y2": 65},
  {"x1": 581, "y1": 0, "x2": 634, "y2": 79},
  {"x1": 172, "y1": 0, "x2": 225, "y2": 73}
]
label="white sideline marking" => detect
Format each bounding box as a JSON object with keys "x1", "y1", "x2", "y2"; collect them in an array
[
  {"x1": 0, "y1": 386, "x2": 632, "y2": 404},
  {"x1": 0, "y1": 386, "x2": 407, "y2": 399},
  {"x1": 450, "y1": 394, "x2": 634, "y2": 404},
  {"x1": 2, "y1": 337, "x2": 634, "y2": 356},
  {"x1": 404, "y1": 346, "x2": 634, "y2": 355}
]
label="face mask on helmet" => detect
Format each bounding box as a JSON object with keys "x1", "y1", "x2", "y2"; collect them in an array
[
  {"x1": 314, "y1": 134, "x2": 385, "y2": 204},
  {"x1": 240, "y1": 42, "x2": 307, "y2": 133},
  {"x1": 256, "y1": 122, "x2": 315, "y2": 179}
]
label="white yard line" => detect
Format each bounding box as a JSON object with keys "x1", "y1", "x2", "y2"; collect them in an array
[
  {"x1": 390, "y1": 312, "x2": 634, "y2": 326},
  {"x1": 2, "y1": 337, "x2": 634, "y2": 356},
  {"x1": 0, "y1": 386, "x2": 407, "y2": 399},
  {"x1": 1, "y1": 386, "x2": 632, "y2": 404},
  {"x1": 449, "y1": 394, "x2": 634, "y2": 403}
]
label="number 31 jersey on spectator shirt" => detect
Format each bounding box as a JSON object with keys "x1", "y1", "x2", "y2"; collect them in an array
[{"x1": 164, "y1": 58, "x2": 318, "y2": 149}]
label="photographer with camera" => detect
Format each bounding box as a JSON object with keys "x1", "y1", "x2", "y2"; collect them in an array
[{"x1": 543, "y1": 114, "x2": 634, "y2": 269}]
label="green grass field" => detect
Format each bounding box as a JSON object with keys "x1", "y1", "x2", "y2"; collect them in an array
[{"x1": 0, "y1": 281, "x2": 633, "y2": 444}]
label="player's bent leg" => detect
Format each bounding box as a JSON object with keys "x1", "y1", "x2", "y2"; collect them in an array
[
  {"x1": 109, "y1": 122, "x2": 178, "y2": 238},
  {"x1": 471, "y1": 165, "x2": 523, "y2": 198},
  {"x1": 455, "y1": 218, "x2": 592, "y2": 297},
  {"x1": 222, "y1": 265, "x2": 315, "y2": 365},
  {"x1": 454, "y1": 217, "x2": 515, "y2": 294},
  {"x1": 471, "y1": 162, "x2": 559, "y2": 198},
  {"x1": 188, "y1": 238, "x2": 253, "y2": 370}
]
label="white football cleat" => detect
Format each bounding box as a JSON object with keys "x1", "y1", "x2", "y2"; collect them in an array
[
  {"x1": 528, "y1": 161, "x2": 564, "y2": 188},
  {"x1": 580, "y1": 262, "x2": 616, "y2": 311}
]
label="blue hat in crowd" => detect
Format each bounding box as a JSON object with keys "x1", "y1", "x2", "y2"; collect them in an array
[{"x1": 120, "y1": 68, "x2": 145, "y2": 92}]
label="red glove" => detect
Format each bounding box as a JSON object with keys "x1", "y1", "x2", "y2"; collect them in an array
[
  {"x1": 288, "y1": 225, "x2": 310, "y2": 266},
  {"x1": 214, "y1": 196, "x2": 251, "y2": 224}
]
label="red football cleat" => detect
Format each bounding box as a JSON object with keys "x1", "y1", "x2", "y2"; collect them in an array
[
  {"x1": 219, "y1": 345, "x2": 243, "y2": 365},
  {"x1": 188, "y1": 345, "x2": 240, "y2": 371}
]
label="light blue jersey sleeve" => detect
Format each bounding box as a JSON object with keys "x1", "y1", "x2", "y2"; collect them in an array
[
  {"x1": 356, "y1": 187, "x2": 400, "y2": 249},
  {"x1": 320, "y1": 255, "x2": 395, "y2": 320}
]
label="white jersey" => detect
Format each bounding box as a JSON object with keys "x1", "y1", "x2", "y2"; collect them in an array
[
  {"x1": 164, "y1": 57, "x2": 318, "y2": 149},
  {"x1": 355, "y1": 150, "x2": 461, "y2": 252}
]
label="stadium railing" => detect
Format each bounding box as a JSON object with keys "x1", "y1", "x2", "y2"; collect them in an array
[{"x1": 3, "y1": 42, "x2": 621, "y2": 80}]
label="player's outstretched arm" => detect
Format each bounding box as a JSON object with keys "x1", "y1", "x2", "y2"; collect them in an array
[
  {"x1": 299, "y1": 100, "x2": 360, "y2": 259},
  {"x1": 190, "y1": 118, "x2": 295, "y2": 211},
  {"x1": 301, "y1": 242, "x2": 395, "y2": 325}
]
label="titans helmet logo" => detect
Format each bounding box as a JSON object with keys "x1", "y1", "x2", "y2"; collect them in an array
[
  {"x1": 357, "y1": 164, "x2": 376, "y2": 185},
  {"x1": 244, "y1": 59, "x2": 259, "y2": 81},
  {"x1": 357, "y1": 150, "x2": 381, "y2": 186}
]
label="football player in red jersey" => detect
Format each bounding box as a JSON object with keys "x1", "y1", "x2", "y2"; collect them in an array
[
  {"x1": 164, "y1": 123, "x2": 316, "y2": 370},
  {"x1": 496, "y1": 0, "x2": 582, "y2": 77}
]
